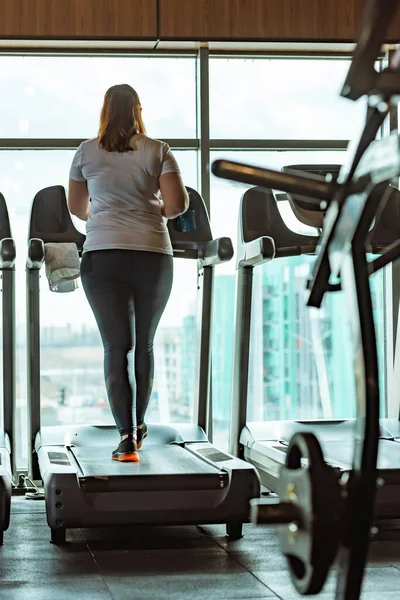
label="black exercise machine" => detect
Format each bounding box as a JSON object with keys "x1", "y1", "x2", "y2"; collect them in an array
[
  {"x1": 25, "y1": 185, "x2": 260, "y2": 544},
  {"x1": 0, "y1": 193, "x2": 16, "y2": 546}
]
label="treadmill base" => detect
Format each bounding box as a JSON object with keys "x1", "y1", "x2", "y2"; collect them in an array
[
  {"x1": 51, "y1": 528, "x2": 66, "y2": 545},
  {"x1": 226, "y1": 522, "x2": 243, "y2": 540}
]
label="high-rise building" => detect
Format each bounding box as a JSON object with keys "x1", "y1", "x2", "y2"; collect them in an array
[
  {"x1": 211, "y1": 274, "x2": 236, "y2": 441},
  {"x1": 180, "y1": 308, "x2": 197, "y2": 417},
  {"x1": 247, "y1": 255, "x2": 385, "y2": 422},
  {"x1": 152, "y1": 326, "x2": 184, "y2": 422}
]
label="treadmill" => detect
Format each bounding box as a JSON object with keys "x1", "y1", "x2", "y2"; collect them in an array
[
  {"x1": 26, "y1": 184, "x2": 260, "y2": 544},
  {"x1": 0, "y1": 192, "x2": 16, "y2": 545},
  {"x1": 229, "y1": 166, "x2": 400, "y2": 523}
]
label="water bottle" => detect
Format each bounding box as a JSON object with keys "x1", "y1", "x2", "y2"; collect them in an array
[{"x1": 173, "y1": 199, "x2": 196, "y2": 233}]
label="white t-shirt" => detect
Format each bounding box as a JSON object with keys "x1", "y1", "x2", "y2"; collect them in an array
[{"x1": 69, "y1": 134, "x2": 180, "y2": 255}]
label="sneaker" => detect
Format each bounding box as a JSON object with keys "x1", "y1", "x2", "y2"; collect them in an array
[
  {"x1": 112, "y1": 438, "x2": 140, "y2": 462},
  {"x1": 136, "y1": 423, "x2": 148, "y2": 450}
]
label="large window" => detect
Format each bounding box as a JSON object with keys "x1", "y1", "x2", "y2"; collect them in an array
[{"x1": 0, "y1": 52, "x2": 391, "y2": 467}]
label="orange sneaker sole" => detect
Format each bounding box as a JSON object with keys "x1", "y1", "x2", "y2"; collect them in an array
[{"x1": 112, "y1": 452, "x2": 140, "y2": 462}]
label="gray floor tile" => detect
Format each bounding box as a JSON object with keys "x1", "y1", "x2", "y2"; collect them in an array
[
  {"x1": 228, "y1": 548, "x2": 288, "y2": 572},
  {"x1": 6, "y1": 513, "x2": 61, "y2": 541},
  {"x1": 104, "y1": 572, "x2": 276, "y2": 600},
  {"x1": 360, "y1": 594, "x2": 400, "y2": 599},
  {"x1": 0, "y1": 578, "x2": 113, "y2": 600},
  {"x1": 253, "y1": 566, "x2": 400, "y2": 599},
  {"x1": 0, "y1": 557, "x2": 100, "y2": 581},
  {"x1": 367, "y1": 542, "x2": 400, "y2": 566},
  {"x1": 94, "y1": 547, "x2": 244, "y2": 576},
  {"x1": 0, "y1": 539, "x2": 90, "y2": 559},
  {"x1": 10, "y1": 497, "x2": 46, "y2": 514},
  {"x1": 203, "y1": 523, "x2": 282, "y2": 551},
  {"x1": 84, "y1": 524, "x2": 217, "y2": 552}
]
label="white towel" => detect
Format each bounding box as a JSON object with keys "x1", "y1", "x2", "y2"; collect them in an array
[{"x1": 44, "y1": 242, "x2": 80, "y2": 293}]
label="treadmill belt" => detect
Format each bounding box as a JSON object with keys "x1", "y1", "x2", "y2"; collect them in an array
[
  {"x1": 322, "y1": 439, "x2": 400, "y2": 472},
  {"x1": 256, "y1": 439, "x2": 400, "y2": 479},
  {"x1": 71, "y1": 444, "x2": 227, "y2": 493}
]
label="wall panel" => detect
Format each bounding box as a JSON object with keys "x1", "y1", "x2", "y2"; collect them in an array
[
  {"x1": 1, "y1": 0, "x2": 399, "y2": 43},
  {"x1": 159, "y1": 0, "x2": 400, "y2": 42},
  {"x1": 0, "y1": 0, "x2": 157, "y2": 39}
]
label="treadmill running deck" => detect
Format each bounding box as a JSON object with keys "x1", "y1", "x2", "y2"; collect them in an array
[{"x1": 72, "y1": 444, "x2": 220, "y2": 477}]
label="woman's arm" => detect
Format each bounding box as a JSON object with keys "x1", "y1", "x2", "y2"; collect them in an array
[
  {"x1": 68, "y1": 179, "x2": 90, "y2": 221},
  {"x1": 159, "y1": 172, "x2": 189, "y2": 219}
]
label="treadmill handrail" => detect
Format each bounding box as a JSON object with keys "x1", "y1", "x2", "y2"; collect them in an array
[
  {"x1": 26, "y1": 238, "x2": 45, "y2": 271},
  {"x1": 211, "y1": 160, "x2": 337, "y2": 200},
  {"x1": 238, "y1": 236, "x2": 275, "y2": 268},
  {"x1": 0, "y1": 239, "x2": 15, "y2": 270},
  {"x1": 199, "y1": 237, "x2": 234, "y2": 267}
]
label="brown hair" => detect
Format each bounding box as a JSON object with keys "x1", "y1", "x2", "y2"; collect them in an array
[{"x1": 98, "y1": 84, "x2": 146, "y2": 152}]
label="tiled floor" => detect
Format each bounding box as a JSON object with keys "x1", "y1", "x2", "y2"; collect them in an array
[{"x1": 1, "y1": 497, "x2": 400, "y2": 599}]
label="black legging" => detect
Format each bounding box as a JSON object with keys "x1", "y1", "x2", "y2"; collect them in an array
[{"x1": 80, "y1": 249, "x2": 173, "y2": 436}]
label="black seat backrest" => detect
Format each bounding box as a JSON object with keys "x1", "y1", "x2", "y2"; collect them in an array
[
  {"x1": 28, "y1": 185, "x2": 86, "y2": 250},
  {"x1": 0, "y1": 192, "x2": 12, "y2": 239},
  {"x1": 282, "y1": 165, "x2": 342, "y2": 229},
  {"x1": 28, "y1": 185, "x2": 212, "y2": 251},
  {"x1": 239, "y1": 186, "x2": 318, "y2": 259}
]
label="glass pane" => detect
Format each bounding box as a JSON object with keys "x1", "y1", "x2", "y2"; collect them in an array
[
  {"x1": 0, "y1": 149, "x2": 197, "y2": 468},
  {"x1": 210, "y1": 58, "x2": 366, "y2": 140},
  {"x1": 0, "y1": 56, "x2": 196, "y2": 139},
  {"x1": 248, "y1": 257, "x2": 386, "y2": 422}
]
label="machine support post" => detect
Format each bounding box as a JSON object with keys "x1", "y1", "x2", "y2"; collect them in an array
[
  {"x1": 26, "y1": 267, "x2": 41, "y2": 481},
  {"x1": 194, "y1": 263, "x2": 214, "y2": 435},
  {"x1": 2, "y1": 267, "x2": 16, "y2": 477},
  {"x1": 229, "y1": 266, "x2": 253, "y2": 457}
]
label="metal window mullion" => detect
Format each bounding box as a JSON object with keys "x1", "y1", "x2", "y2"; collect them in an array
[
  {"x1": 0, "y1": 138, "x2": 199, "y2": 150},
  {"x1": 209, "y1": 139, "x2": 349, "y2": 151},
  {"x1": 209, "y1": 51, "x2": 360, "y2": 59},
  {"x1": 197, "y1": 47, "x2": 210, "y2": 212},
  {"x1": 0, "y1": 139, "x2": 348, "y2": 152}
]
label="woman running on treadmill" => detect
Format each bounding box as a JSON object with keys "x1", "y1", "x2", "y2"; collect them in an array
[{"x1": 68, "y1": 84, "x2": 189, "y2": 463}]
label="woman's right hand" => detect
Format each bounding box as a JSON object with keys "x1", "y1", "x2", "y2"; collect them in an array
[
  {"x1": 159, "y1": 173, "x2": 189, "y2": 219},
  {"x1": 159, "y1": 199, "x2": 166, "y2": 217}
]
